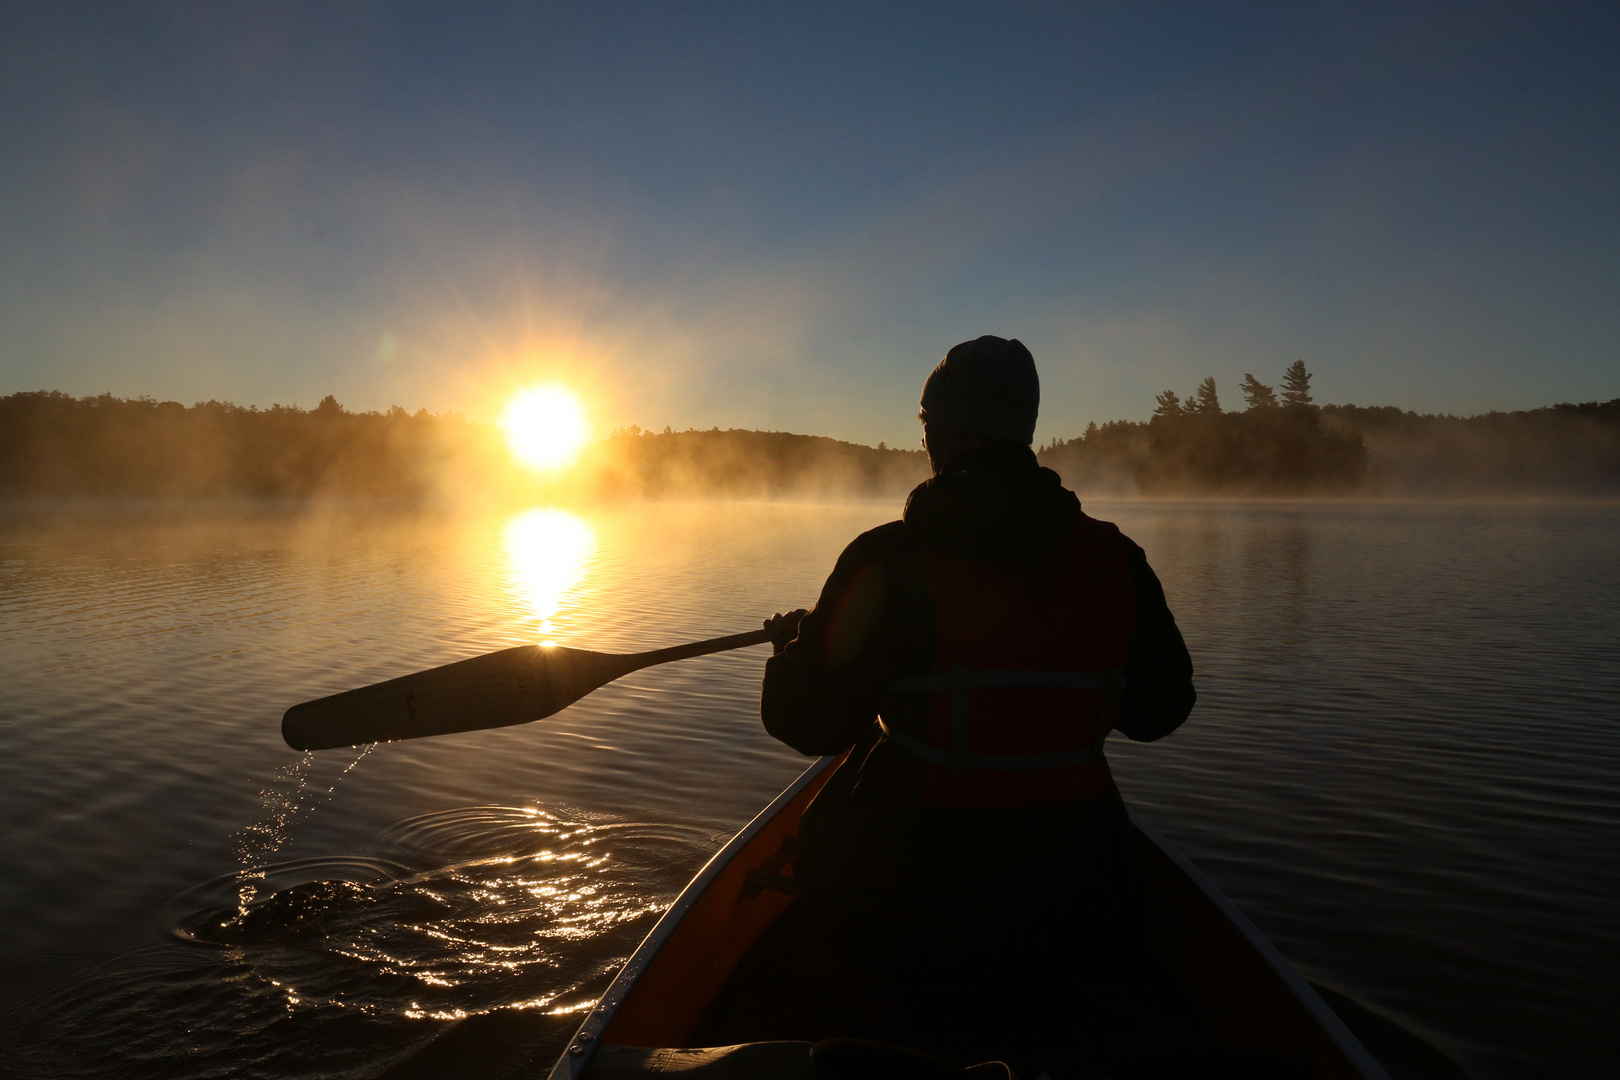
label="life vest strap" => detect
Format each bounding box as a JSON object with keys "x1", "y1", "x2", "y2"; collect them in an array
[
  {"x1": 887, "y1": 669, "x2": 1127, "y2": 693},
  {"x1": 882, "y1": 665, "x2": 1126, "y2": 773}
]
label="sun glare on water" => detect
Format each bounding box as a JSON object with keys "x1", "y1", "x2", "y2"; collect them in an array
[
  {"x1": 504, "y1": 508, "x2": 595, "y2": 641},
  {"x1": 502, "y1": 386, "x2": 589, "y2": 470}
]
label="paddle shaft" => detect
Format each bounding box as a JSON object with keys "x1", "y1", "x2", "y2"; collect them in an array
[
  {"x1": 627, "y1": 626, "x2": 776, "y2": 669},
  {"x1": 282, "y1": 626, "x2": 778, "y2": 751}
]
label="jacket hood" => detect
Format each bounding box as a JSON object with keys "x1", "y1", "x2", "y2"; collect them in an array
[{"x1": 902, "y1": 443, "x2": 1080, "y2": 562}]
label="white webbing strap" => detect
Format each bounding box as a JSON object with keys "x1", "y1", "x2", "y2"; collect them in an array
[{"x1": 888, "y1": 669, "x2": 1122, "y2": 692}]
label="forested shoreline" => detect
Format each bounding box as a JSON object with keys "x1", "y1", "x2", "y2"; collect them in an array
[
  {"x1": 2, "y1": 375, "x2": 1617, "y2": 500},
  {"x1": 0, "y1": 391, "x2": 926, "y2": 501},
  {"x1": 1040, "y1": 361, "x2": 1375, "y2": 495},
  {"x1": 586, "y1": 425, "x2": 927, "y2": 498},
  {"x1": 0, "y1": 392, "x2": 481, "y2": 498},
  {"x1": 1039, "y1": 362, "x2": 1620, "y2": 496}
]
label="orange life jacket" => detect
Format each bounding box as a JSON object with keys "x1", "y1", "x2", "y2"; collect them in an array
[{"x1": 882, "y1": 514, "x2": 1138, "y2": 809}]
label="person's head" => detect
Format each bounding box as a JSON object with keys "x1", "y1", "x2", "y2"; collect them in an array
[{"x1": 918, "y1": 335, "x2": 1039, "y2": 474}]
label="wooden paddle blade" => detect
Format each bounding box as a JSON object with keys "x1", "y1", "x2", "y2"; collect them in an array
[{"x1": 282, "y1": 645, "x2": 638, "y2": 751}]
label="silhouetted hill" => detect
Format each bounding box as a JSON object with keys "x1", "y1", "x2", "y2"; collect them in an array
[{"x1": 1322, "y1": 401, "x2": 1620, "y2": 495}]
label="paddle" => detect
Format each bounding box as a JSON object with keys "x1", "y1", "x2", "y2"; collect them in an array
[{"x1": 282, "y1": 627, "x2": 776, "y2": 751}]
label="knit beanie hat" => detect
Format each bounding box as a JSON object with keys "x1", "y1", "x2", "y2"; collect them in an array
[{"x1": 918, "y1": 336, "x2": 1040, "y2": 444}]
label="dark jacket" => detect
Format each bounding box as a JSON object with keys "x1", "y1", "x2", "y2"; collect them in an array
[{"x1": 760, "y1": 444, "x2": 1195, "y2": 966}]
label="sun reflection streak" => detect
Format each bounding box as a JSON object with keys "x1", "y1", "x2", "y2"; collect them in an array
[{"x1": 503, "y1": 508, "x2": 595, "y2": 640}]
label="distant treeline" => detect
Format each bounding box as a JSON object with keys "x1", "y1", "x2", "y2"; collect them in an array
[
  {"x1": 1320, "y1": 399, "x2": 1620, "y2": 495},
  {"x1": 0, "y1": 391, "x2": 928, "y2": 501},
  {"x1": 581, "y1": 425, "x2": 927, "y2": 498},
  {"x1": 0, "y1": 391, "x2": 483, "y2": 498},
  {"x1": 3, "y1": 379, "x2": 1617, "y2": 500},
  {"x1": 1040, "y1": 362, "x2": 1620, "y2": 496},
  {"x1": 1040, "y1": 362, "x2": 1373, "y2": 495}
]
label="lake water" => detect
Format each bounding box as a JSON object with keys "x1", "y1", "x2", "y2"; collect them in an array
[{"x1": 0, "y1": 499, "x2": 1615, "y2": 1080}]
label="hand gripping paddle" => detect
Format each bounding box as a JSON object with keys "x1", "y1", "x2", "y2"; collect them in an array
[{"x1": 282, "y1": 627, "x2": 775, "y2": 751}]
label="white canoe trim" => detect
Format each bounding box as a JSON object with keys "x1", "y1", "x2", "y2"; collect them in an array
[
  {"x1": 1127, "y1": 809, "x2": 1391, "y2": 1080},
  {"x1": 547, "y1": 755, "x2": 839, "y2": 1080}
]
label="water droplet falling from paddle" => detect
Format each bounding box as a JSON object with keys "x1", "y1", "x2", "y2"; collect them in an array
[{"x1": 227, "y1": 746, "x2": 372, "y2": 922}]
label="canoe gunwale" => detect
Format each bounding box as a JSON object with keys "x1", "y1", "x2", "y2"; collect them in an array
[
  {"x1": 1128, "y1": 809, "x2": 1391, "y2": 1080},
  {"x1": 545, "y1": 755, "x2": 839, "y2": 1080},
  {"x1": 543, "y1": 764, "x2": 1388, "y2": 1080}
]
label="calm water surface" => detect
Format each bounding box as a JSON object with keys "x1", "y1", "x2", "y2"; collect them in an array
[{"x1": 0, "y1": 499, "x2": 1615, "y2": 1079}]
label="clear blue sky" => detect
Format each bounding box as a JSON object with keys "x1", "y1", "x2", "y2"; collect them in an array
[{"x1": 2, "y1": 2, "x2": 1616, "y2": 446}]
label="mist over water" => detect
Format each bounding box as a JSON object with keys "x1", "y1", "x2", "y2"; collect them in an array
[{"x1": 0, "y1": 499, "x2": 1615, "y2": 1079}]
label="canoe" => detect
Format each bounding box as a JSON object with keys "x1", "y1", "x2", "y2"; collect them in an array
[{"x1": 544, "y1": 755, "x2": 1391, "y2": 1080}]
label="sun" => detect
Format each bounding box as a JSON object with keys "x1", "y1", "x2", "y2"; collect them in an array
[{"x1": 502, "y1": 386, "x2": 589, "y2": 470}]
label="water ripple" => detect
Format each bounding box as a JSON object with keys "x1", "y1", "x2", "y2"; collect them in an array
[
  {"x1": 2, "y1": 804, "x2": 711, "y2": 1080},
  {"x1": 1, "y1": 499, "x2": 1615, "y2": 1079}
]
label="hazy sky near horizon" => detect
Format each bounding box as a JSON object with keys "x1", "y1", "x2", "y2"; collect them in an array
[{"x1": 2, "y1": 2, "x2": 1617, "y2": 446}]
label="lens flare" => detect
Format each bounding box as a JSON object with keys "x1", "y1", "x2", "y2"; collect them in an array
[{"x1": 502, "y1": 386, "x2": 589, "y2": 470}]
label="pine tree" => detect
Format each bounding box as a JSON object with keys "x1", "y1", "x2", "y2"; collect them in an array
[
  {"x1": 1282, "y1": 360, "x2": 1313, "y2": 407},
  {"x1": 1240, "y1": 373, "x2": 1278, "y2": 410},
  {"x1": 1191, "y1": 377, "x2": 1221, "y2": 415},
  {"x1": 1153, "y1": 389, "x2": 1184, "y2": 419}
]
